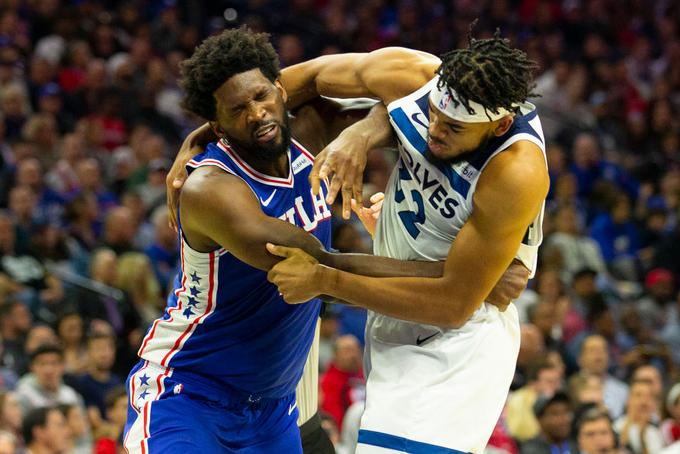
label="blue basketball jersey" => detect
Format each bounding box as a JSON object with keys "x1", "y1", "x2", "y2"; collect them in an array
[{"x1": 137, "y1": 138, "x2": 331, "y2": 399}]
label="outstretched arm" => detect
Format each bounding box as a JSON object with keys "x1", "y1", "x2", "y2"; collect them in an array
[
  {"x1": 180, "y1": 167, "x2": 441, "y2": 277},
  {"x1": 268, "y1": 143, "x2": 549, "y2": 327},
  {"x1": 168, "y1": 98, "x2": 392, "y2": 229},
  {"x1": 281, "y1": 47, "x2": 440, "y2": 107}
]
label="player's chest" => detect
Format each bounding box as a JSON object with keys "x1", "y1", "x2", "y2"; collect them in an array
[
  {"x1": 254, "y1": 177, "x2": 332, "y2": 235},
  {"x1": 390, "y1": 145, "x2": 475, "y2": 240}
]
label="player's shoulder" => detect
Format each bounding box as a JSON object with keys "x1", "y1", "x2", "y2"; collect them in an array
[
  {"x1": 481, "y1": 141, "x2": 549, "y2": 203},
  {"x1": 183, "y1": 164, "x2": 253, "y2": 208}
]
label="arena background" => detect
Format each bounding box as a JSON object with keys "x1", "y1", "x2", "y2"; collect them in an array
[{"x1": 0, "y1": 0, "x2": 679, "y2": 453}]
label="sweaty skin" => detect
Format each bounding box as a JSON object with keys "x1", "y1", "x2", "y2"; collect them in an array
[
  {"x1": 264, "y1": 47, "x2": 549, "y2": 328},
  {"x1": 169, "y1": 54, "x2": 533, "y2": 322}
]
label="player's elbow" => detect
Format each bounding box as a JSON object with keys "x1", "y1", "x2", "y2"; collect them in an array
[
  {"x1": 440, "y1": 314, "x2": 467, "y2": 330},
  {"x1": 439, "y1": 298, "x2": 480, "y2": 329}
]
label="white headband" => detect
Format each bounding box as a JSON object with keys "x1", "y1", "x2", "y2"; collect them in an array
[{"x1": 429, "y1": 79, "x2": 515, "y2": 123}]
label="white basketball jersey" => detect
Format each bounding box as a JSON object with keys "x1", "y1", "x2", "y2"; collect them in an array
[{"x1": 375, "y1": 77, "x2": 546, "y2": 276}]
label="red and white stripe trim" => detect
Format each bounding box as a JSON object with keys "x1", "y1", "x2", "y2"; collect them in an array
[
  {"x1": 124, "y1": 361, "x2": 173, "y2": 454},
  {"x1": 217, "y1": 139, "x2": 294, "y2": 187},
  {"x1": 138, "y1": 240, "x2": 220, "y2": 367}
]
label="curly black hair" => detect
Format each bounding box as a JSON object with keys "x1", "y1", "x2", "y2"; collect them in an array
[
  {"x1": 180, "y1": 26, "x2": 281, "y2": 121},
  {"x1": 436, "y1": 25, "x2": 539, "y2": 120}
]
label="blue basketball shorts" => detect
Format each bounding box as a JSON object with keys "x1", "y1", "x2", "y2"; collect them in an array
[{"x1": 123, "y1": 360, "x2": 302, "y2": 453}]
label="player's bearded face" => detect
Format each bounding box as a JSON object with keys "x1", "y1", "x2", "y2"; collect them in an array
[
  {"x1": 425, "y1": 126, "x2": 493, "y2": 164},
  {"x1": 426, "y1": 102, "x2": 495, "y2": 163},
  {"x1": 214, "y1": 69, "x2": 292, "y2": 160},
  {"x1": 226, "y1": 112, "x2": 291, "y2": 160}
]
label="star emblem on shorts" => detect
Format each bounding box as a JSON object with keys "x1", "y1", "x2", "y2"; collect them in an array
[
  {"x1": 190, "y1": 272, "x2": 201, "y2": 284},
  {"x1": 183, "y1": 307, "x2": 194, "y2": 319},
  {"x1": 190, "y1": 286, "x2": 201, "y2": 297},
  {"x1": 186, "y1": 296, "x2": 198, "y2": 307},
  {"x1": 139, "y1": 389, "x2": 149, "y2": 401},
  {"x1": 139, "y1": 374, "x2": 150, "y2": 386}
]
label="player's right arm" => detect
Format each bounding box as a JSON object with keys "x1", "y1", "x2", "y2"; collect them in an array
[
  {"x1": 179, "y1": 166, "x2": 442, "y2": 276},
  {"x1": 280, "y1": 47, "x2": 441, "y2": 107},
  {"x1": 182, "y1": 168, "x2": 529, "y2": 305}
]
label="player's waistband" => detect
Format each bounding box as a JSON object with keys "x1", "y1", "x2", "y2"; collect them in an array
[{"x1": 129, "y1": 360, "x2": 293, "y2": 409}]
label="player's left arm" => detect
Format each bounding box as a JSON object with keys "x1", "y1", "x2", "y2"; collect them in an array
[{"x1": 268, "y1": 142, "x2": 549, "y2": 328}]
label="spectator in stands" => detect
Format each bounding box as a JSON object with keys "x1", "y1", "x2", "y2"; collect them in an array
[
  {"x1": 319, "y1": 309, "x2": 339, "y2": 373},
  {"x1": 0, "y1": 300, "x2": 31, "y2": 376},
  {"x1": 569, "y1": 132, "x2": 637, "y2": 200},
  {"x1": 507, "y1": 355, "x2": 563, "y2": 443},
  {"x1": 64, "y1": 191, "x2": 100, "y2": 253},
  {"x1": 45, "y1": 133, "x2": 85, "y2": 196},
  {"x1": 527, "y1": 302, "x2": 562, "y2": 352},
  {"x1": 22, "y1": 406, "x2": 69, "y2": 454},
  {"x1": 567, "y1": 299, "x2": 633, "y2": 375},
  {"x1": 8, "y1": 185, "x2": 40, "y2": 240},
  {"x1": 3, "y1": 1, "x2": 680, "y2": 449},
  {"x1": 57, "y1": 404, "x2": 92, "y2": 454},
  {"x1": 137, "y1": 158, "x2": 170, "y2": 213},
  {"x1": 37, "y1": 83, "x2": 73, "y2": 135},
  {"x1": 22, "y1": 114, "x2": 59, "y2": 169},
  {"x1": 614, "y1": 380, "x2": 665, "y2": 454},
  {"x1": 0, "y1": 213, "x2": 64, "y2": 322},
  {"x1": 544, "y1": 206, "x2": 607, "y2": 283},
  {"x1": 638, "y1": 268, "x2": 676, "y2": 331},
  {"x1": 631, "y1": 364, "x2": 664, "y2": 419},
  {"x1": 143, "y1": 206, "x2": 178, "y2": 293},
  {"x1": 662, "y1": 383, "x2": 680, "y2": 446},
  {"x1": 589, "y1": 193, "x2": 640, "y2": 276},
  {"x1": 23, "y1": 326, "x2": 58, "y2": 358},
  {"x1": 1, "y1": 83, "x2": 29, "y2": 140},
  {"x1": 116, "y1": 253, "x2": 163, "y2": 327},
  {"x1": 569, "y1": 373, "x2": 605, "y2": 409},
  {"x1": 91, "y1": 386, "x2": 127, "y2": 454},
  {"x1": 320, "y1": 335, "x2": 364, "y2": 430},
  {"x1": 0, "y1": 430, "x2": 16, "y2": 454},
  {"x1": 563, "y1": 268, "x2": 597, "y2": 342},
  {"x1": 101, "y1": 207, "x2": 137, "y2": 255},
  {"x1": 74, "y1": 249, "x2": 126, "y2": 334},
  {"x1": 513, "y1": 324, "x2": 546, "y2": 390},
  {"x1": 0, "y1": 391, "x2": 22, "y2": 448},
  {"x1": 575, "y1": 405, "x2": 617, "y2": 454},
  {"x1": 73, "y1": 158, "x2": 118, "y2": 213},
  {"x1": 15, "y1": 344, "x2": 83, "y2": 413},
  {"x1": 576, "y1": 335, "x2": 629, "y2": 419},
  {"x1": 521, "y1": 391, "x2": 576, "y2": 454},
  {"x1": 14, "y1": 158, "x2": 65, "y2": 226},
  {"x1": 54, "y1": 313, "x2": 86, "y2": 378},
  {"x1": 71, "y1": 332, "x2": 121, "y2": 420}
]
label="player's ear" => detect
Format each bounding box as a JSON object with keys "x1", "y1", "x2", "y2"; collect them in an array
[
  {"x1": 493, "y1": 115, "x2": 514, "y2": 137},
  {"x1": 210, "y1": 121, "x2": 225, "y2": 138},
  {"x1": 274, "y1": 79, "x2": 288, "y2": 103}
]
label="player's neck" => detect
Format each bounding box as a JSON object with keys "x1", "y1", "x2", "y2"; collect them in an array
[{"x1": 232, "y1": 143, "x2": 290, "y2": 179}]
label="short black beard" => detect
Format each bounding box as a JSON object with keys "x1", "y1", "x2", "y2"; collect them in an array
[
  {"x1": 424, "y1": 133, "x2": 492, "y2": 166},
  {"x1": 225, "y1": 113, "x2": 292, "y2": 163}
]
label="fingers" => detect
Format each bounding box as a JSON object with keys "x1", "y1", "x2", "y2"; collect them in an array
[
  {"x1": 352, "y1": 172, "x2": 364, "y2": 206},
  {"x1": 371, "y1": 198, "x2": 384, "y2": 216},
  {"x1": 370, "y1": 192, "x2": 385, "y2": 204},
  {"x1": 341, "y1": 184, "x2": 353, "y2": 219},
  {"x1": 265, "y1": 243, "x2": 297, "y2": 258},
  {"x1": 309, "y1": 155, "x2": 329, "y2": 196},
  {"x1": 350, "y1": 198, "x2": 359, "y2": 213},
  {"x1": 167, "y1": 188, "x2": 179, "y2": 232}
]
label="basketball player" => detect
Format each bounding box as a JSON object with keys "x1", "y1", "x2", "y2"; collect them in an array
[
  {"x1": 265, "y1": 33, "x2": 550, "y2": 453},
  {"x1": 129, "y1": 28, "x2": 527, "y2": 454}
]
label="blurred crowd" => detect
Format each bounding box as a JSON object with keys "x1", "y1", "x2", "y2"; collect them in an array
[{"x1": 0, "y1": 0, "x2": 679, "y2": 453}]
